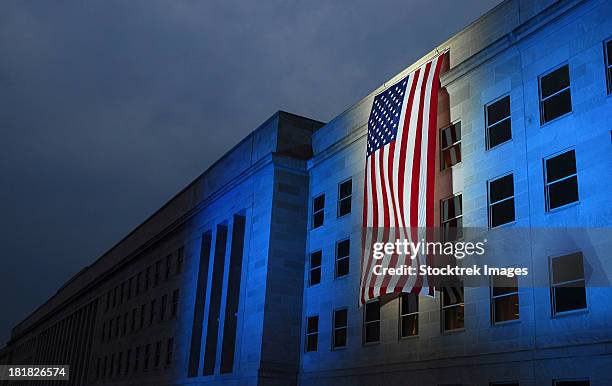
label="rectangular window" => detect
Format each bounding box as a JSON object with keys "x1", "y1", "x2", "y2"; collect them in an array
[
  {"x1": 131, "y1": 308, "x2": 137, "y2": 332},
  {"x1": 554, "y1": 381, "x2": 590, "y2": 386},
  {"x1": 145, "y1": 267, "x2": 150, "y2": 291},
  {"x1": 488, "y1": 174, "x2": 515, "y2": 228},
  {"x1": 606, "y1": 40, "x2": 612, "y2": 94},
  {"x1": 110, "y1": 353, "x2": 115, "y2": 376},
  {"x1": 125, "y1": 349, "x2": 131, "y2": 375},
  {"x1": 545, "y1": 149, "x2": 578, "y2": 211},
  {"x1": 143, "y1": 344, "x2": 150, "y2": 371},
  {"x1": 140, "y1": 304, "x2": 146, "y2": 329},
  {"x1": 441, "y1": 287, "x2": 464, "y2": 332},
  {"x1": 551, "y1": 252, "x2": 587, "y2": 315},
  {"x1": 165, "y1": 255, "x2": 171, "y2": 280},
  {"x1": 312, "y1": 194, "x2": 325, "y2": 229},
  {"x1": 160, "y1": 295, "x2": 167, "y2": 322},
  {"x1": 486, "y1": 95, "x2": 511, "y2": 149},
  {"x1": 338, "y1": 179, "x2": 352, "y2": 217},
  {"x1": 154, "y1": 260, "x2": 160, "y2": 286},
  {"x1": 309, "y1": 251, "x2": 322, "y2": 286},
  {"x1": 399, "y1": 293, "x2": 418, "y2": 338},
  {"x1": 332, "y1": 308, "x2": 348, "y2": 349},
  {"x1": 539, "y1": 64, "x2": 572, "y2": 124},
  {"x1": 171, "y1": 289, "x2": 179, "y2": 318},
  {"x1": 103, "y1": 356, "x2": 107, "y2": 378},
  {"x1": 108, "y1": 319, "x2": 113, "y2": 341},
  {"x1": 491, "y1": 275, "x2": 519, "y2": 324},
  {"x1": 127, "y1": 277, "x2": 133, "y2": 300},
  {"x1": 154, "y1": 341, "x2": 161, "y2": 368},
  {"x1": 106, "y1": 291, "x2": 110, "y2": 311},
  {"x1": 166, "y1": 337, "x2": 174, "y2": 367},
  {"x1": 134, "y1": 346, "x2": 140, "y2": 372},
  {"x1": 120, "y1": 282, "x2": 125, "y2": 304},
  {"x1": 176, "y1": 247, "x2": 184, "y2": 275},
  {"x1": 440, "y1": 121, "x2": 461, "y2": 170},
  {"x1": 150, "y1": 300, "x2": 156, "y2": 326},
  {"x1": 335, "y1": 239, "x2": 350, "y2": 278},
  {"x1": 305, "y1": 315, "x2": 319, "y2": 352},
  {"x1": 136, "y1": 272, "x2": 141, "y2": 296},
  {"x1": 113, "y1": 286, "x2": 117, "y2": 307},
  {"x1": 363, "y1": 300, "x2": 380, "y2": 344},
  {"x1": 441, "y1": 194, "x2": 462, "y2": 241},
  {"x1": 101, "y1": 322, "x2": 106, "y2": 343},
  {"x1": 117, "y1": 351, "x2": 123, "y2": 375},
  {"x1": 115, "y1": 316, "x2": 120, "y2": 338},
  {"x1": 122, "y1": 312, "x2": 128, "y2": 336},
  {"x1": 96, "y1": 357, "x2": 101, "y2": 379}
]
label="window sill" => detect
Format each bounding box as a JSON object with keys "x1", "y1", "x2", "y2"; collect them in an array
[
  {"x1": 337, "y1": 212, "x2": 352, "y2": 220},
  {"x1": 399, "y1": 334, "x2": 419, "y2": 341},
  {"x1": 540, "y1": 110, "x2": 573, "y2": 127},
  {"x1": 486, "y1": 138, "x2": 513, "y2": 152},
  {"x1": 552, "y1": 308, "x2": 589, "y2": 318},
  {"x1": 489, "y1": 220, "x2": 516, "y2": 230},
  {"x1": 491, "y1": 319, "x2": 520, "y2": 327},
  {"x1": 546, "y1": 200, "x2": 580, "y2": 214},
  {"x1": 362, "y1": 341, "x2": 380, "y2": 347},
  {"x1": 441, "y1": 327, "x2": 465, "y2": 335}
]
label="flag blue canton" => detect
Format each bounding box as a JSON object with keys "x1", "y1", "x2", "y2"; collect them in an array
[{"x1": 366, "y1": 76, "x2": 408, "y2": 157}]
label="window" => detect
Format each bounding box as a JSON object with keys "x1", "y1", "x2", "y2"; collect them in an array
[
  {"x1": 125, "y1": 349, "x2": 131, "y2": 375},
  {"x1": 101, "y1": 322, "x2": 106, "y2": 343},
  {"x1": 305, "y1": 315, "x2": 319, "y2": 352},
  {"x1": 105, "y1": 291, "x2": 110, "y2": 311},
  {"x1": 554, "y1": 381, "x2": 589, "y2": 386},
  {"x1": 110, "y1": 353, "x2": 115, "y2": 376},
  {"x1": 486, "y1": 95, "x2": 511, "y2": 149},
  {"x1": 338, "y1": 179, "x2": 352, "y2": 217},
  {"x1": 171, "y1": 289, "x2": 179, "y2": 318},
  {"x1": 488, "y1": 174, "x2": 515, "y2": 228},
  {"x1": 108, "y1": 319, "x2": 113, "y2": 341},
  {"x1": 309, "y1": 251, "x2": 322, "y2": 286},
  {"x1": 166, "y1": 338, "x2": 174, "y2": 366},
  {"x1": 606, "y1": 40, "x2": 612, "y2": 94},
  {"x1": 544, "y1": 150, "x2": 578, "y2": 211},
  {"x1": 539, "y1": 64, "x2": 572, "y2": 124},
  {"x1": 491, "y1": 275, "x2": 519, "y2": 324},
  {"x1": 150, "y1": 300, "x2": 156, "y2": 326},
  {"x1": 117, "y1": 351, "x2": 122, "y2": 375},
  {"x1": 115, "y1": 316, "x2": 120, "y2": 338},
  {"x1": 120, "y1": 282, "x2": 125, "y2": 304},
  {"x1": 154, "y1": 341, "x2": 161, "y2": 368},
  {"x1": 127, "y1": 277, "x2": 132, "y2": 300},
  {"x1": 134, "y1": 346, "x2": 140, "y2": 372},
  {"x1": 363, "y1": 300, "x2": 380, "y2": 343},
  {"x1": 131, "y1": 308, "x2": 137, "y2": 332},
  {"x1": 143, "y1": 344, "x2": 150, "y2": 371},
  {"x1": 113, "y1": 286, "x2": 117, "y2": 307},
  {"x1": 154, "y1": 260, "x2": 160, "y2": 286},
  {"x1": 136, "y1": 272, "x2": 141, "y2": 295},
  {"x1": 160, "y1": 294, "x2": 167, "y2": 322},
  {"x1": 103, "y1": 356, "x2": 107, "y2": 378},
  {"x1": 96, "y1": 357, "x2": 101, "y2": 379},
  {"x1": 551, "y1": 252, "x2": 587, "y2": 315},
  {"x1": 122, "y1": 312, "x2": 128, "y2": 336},
  {"x1": 140, "y1": 304, "x2": 146, "y2": 329},
  {"x1": 145, "y1": 267, "x2": 150, "y2": 291},
  {"x1": 440, "y1": 121, "x2": 461, "y2": 170},
  {"x1": 332, "y1": 308, "x2": 348, "y2": 349},
  {"x1": 165, "y1": 255, "x2": 171, "y2": 280},
  {"x1": 176, "y1": 247, "x2": 184, "y2": 275},
  {"x1": 441, "y1": 287, "x2": 464, "y2": 332},
  {"x1": 399, "y1": 293, "x2": 418, "y2": 338},
  {"x1": 312, "y1": 194, "x2": 325, "y2": 229},
  {"x1": 335, "y1": 239, "x2": 350, "y2": 278},
  {"x1": 441, "y1": 194, "x2": 462, "y2": 241}
]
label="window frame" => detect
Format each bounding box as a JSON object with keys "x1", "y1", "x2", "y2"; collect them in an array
[
  {"x1": 309, "y1": 250, "x2": 322, "y2": 287},
  {"x1": 399, "y1": 292, "x2": 419, "y2": 339},
  {"x1": 487, "y1": 173, "x2": 515, "y2": 229},
  {"x1": 538, "y1": 63, "x2": 572, "y2": 125},
  {"x1": 312, "y1": 193, "x2": 325, "y2": 229},
  {"x1": 441, "y1": 287, "x2": 465, "y2": 333},
  {"x1": 490, "y1": 274, "x2": 519, "y2": 325},
  {"x1": 362, "y1": 299, "x2": 381, "y2": 345},
  {"x1": 605, "y1": 39, "x2": 612, "y2": 95},
  {"x1": 543, "y1": 149, "x2": 579, "y2": 212},
  {"x1": 332, "y1": 307, "x2": 348, "y2": 350},
  {"x1": 337, "y1": 179, "x2": 353, "y2": 218},
  {"x1": 440, "y1": 120, "x2": 462, "y2": 170},
  {"x1": 335, "y1": 238, "x2": 350, "y2": 278},
  {"x1": 549, "y1": 252, "x2": 588, "y2": 317},
  {"x1": 485, "y1": 94, "x2": 512, "y2": 150},
  {"x1": 305, "y1": 315, "x2": 319, "y2": 352},
  {"x1": 440, "y1": 193, "x2": 463, "y2": 241}
]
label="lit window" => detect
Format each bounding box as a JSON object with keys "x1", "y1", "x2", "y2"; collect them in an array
[
  {"x1": 309, "y1": 251, "x2": 322, "y2": 286},
  {"x1": 551, "y1": 252, "x2": 587, "y2": 315},
  {"x1": 539, "y1": 64, "x2": 572, "y2": 124},
  {"x1": 399, "y1": 293, "x2": 418, "y2": 338},
  {"x1": 312, "y1": 194, "x2": 325, "y2": 229},
  {"x1": 441, "y1": 194, "x2": 462, "y2": 241},
  {"x1": 363, "y1": 300, "x2": 380, "y2": 343},
  {"x1": 335, "y1": 239, "x2": 350, "y2": 278},
  {"x1": 338, "y1": 179, "x2": 352, "y2": 217},
  {"x1": 544, "y1": 150, "x2": 578, "y2": 211},
  {"x1": 491, "y1": 275, "x2": 519, "y2": 324},
  {"x1": 305, "y1": 315, "x2": 319, "y2": 352},
  {"x1": 440, "y1": 122, "x2": 461, "y2": 170},
  {"x1": 441, "y1": 287, "x2": 464, "y2": 332},
  {"x1": 332, "y1": 308, "x2": 348, "y2": 349},
  {"x1": 488, "y1": 174, "x2": 515, "y2": 228},
  {"x1": 606, "y1": 40, "x2": 612, "y2": 94},
  {"x1": 486, "y1": 95, "x2": 511, "y2": 149}
]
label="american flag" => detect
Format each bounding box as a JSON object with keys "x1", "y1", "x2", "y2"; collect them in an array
[{"x1": 360, "y1": 53, "x2": 446, "y2": 305}]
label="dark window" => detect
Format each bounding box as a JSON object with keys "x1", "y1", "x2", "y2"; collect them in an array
[
  {"x1": 134, "y1": 346, "x2": 140, "y2": 372},
  {"x1": 400, "y1": 293, "x2": 418, "y2": 338},
  {"x1": 105, "y1": 291, "x2": 110, "y2": 311},
  {"x1": 171, "y1": 289, "x2": 179, "y2": 318},
  {"x1": 441, "y1": 287, "x2": 464, "y2": 332},
  {"x1": 125, "y1": 349, "x2": 131, "y2": 375},
  {"x1": 140, "y1": 304, "x2": 146, "y2": 329},
  {"x1": 441, "y1": 194, "x2": 462, "y2": 241},
  {"x1": 103, "y1": 356, "x2": 107, "y2": 378},
  {"x1": 539, "y1": 64, "x2": 572, "y2": 124},
  {"x1": 551, "y1": 252, "x2": 587, "y2": 315},
  {"x1": 160, "y1": 295, "x2": 167, "y2": 322},
  {"x1": 309, "y1": 251, "x2": 322, "y2": 286},
  {"x1": 606, "y1": 40, "x2": 612, "y2": 94},
  {"x1": 486, "y1": 95, "x2": 511, "y2": 149},
  {"x1": 101, "y1": 322, "x2": 106, "y2": 343},
  {"x1": 143, "y1": 344, "x2": 150, "y2": 371},
  {"x1": 115, "y1": 316, "x2": 120, "y2": 338},
  {"x1": 145, "y1": 267, "x2": 150, "y2": 291},
  {"x1": 120, "y1": 282, "x2": 125, "y2": 304},
  {"x1": 154, "y1": 260, "x2": 160, "y2": 286},
  {"x1": 554, "y1": 381, "x2": 590, "y2": 386},
  {"x1": 176, "y1": 247, "x2": 184, "y2": 275},
  {"x1": 545, "y1": 150, "x2": 578, "y2": 211},
  {"x1": 150, "y1": 300, "x2": 156, "y2": 326},
  {"x1": 136, "y1": 272, "x2": 141, "y2": 296},
  {"x1": 113, "y1": 286, "x2": 117, "y2": 307},
  {"x1": 491, "y1": 275, "x2": 519, "y2": 324},
  {"x1": 335, "y1": 239, "x2": 350, "y2": 278},
  {"x1": 440, "y1": 122, "x2": 461, "y2": 170},
  {"x1": 154, "y1": 341, "x2": 161, "y2": 368},
  {"x1": 117, "y1": 351, "x2": 122, "y2": 375},
  {"x1": 332, "y1": 308, "x2": 348, "y2": 349},
  {"x1": 108, "y1": 319, "x2": 113, "y2": 341},
  {"x1": 110, "y1": 353, "x2": 115, "y2": 376},
  {"x1": 127, "y1": 277, "x2": 133, "y2": 300},
  {"x1": 122, "y1": 312, "x2": 128, "y2": 336},
  {"x1": 338, "y1": 179, "x2": 352, "y2": 217},
  {"x1": 96, "y1": 357, "x2": 101, "y2": 378},
  {"x1": 131, "y1": 308, "x2": 137, "y2": 332},
  {"x1": 363, "y1": 300, "x2": 380, "y2": 343},
  {"x1": 305, "y1": 315, "x2": 319, "y2": 352},
  {"x1": 165, "y1": 255, "x2": 171, "y2": 280},
  {"x1": 312, "y1": 194, "x2": 325, "y2": 229},
  {"x1": 166, "y1": 338, "x2": 174, "y2": 367},
  {"x1": 488, "y1": 174, "x2": 515, "y2": 228}
]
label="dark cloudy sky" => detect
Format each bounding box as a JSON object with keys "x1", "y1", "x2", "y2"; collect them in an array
[{"x1": 0, "y1": 0, "x2": 500, "y2": 344}]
